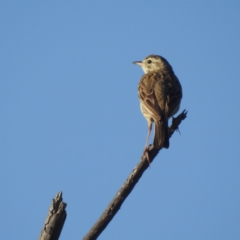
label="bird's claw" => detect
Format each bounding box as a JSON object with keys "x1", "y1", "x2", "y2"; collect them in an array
[{"x1": 142, "y1": 147, "x2": 151, "y2": 166}]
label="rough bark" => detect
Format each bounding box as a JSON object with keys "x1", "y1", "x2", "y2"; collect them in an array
[
  {"x1": 83, "y1": 110, "x2": 187, "y2": 240},
  {"x1": 39, "y1": 192, "x2": 67, "y2": 240}
]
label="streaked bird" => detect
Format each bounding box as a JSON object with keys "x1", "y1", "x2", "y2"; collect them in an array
[{"x1": 133, "y1": 54, "x2": 182, "y2": 156}]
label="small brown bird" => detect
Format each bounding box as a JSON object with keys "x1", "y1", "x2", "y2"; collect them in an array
[{"x1": 133, "y1": 54, "x2": 182, "y2": 154}]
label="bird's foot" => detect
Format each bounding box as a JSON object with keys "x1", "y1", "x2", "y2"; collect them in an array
[{"x1": 142, "y1": 147, "x2": 151, "y2": 166}]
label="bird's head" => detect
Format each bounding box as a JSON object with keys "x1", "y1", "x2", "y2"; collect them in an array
[{"x1": 133, "y1": 55, "x2": 172, "y2": 73}]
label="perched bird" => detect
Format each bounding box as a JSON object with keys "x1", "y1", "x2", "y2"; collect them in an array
[{"x1": 133, "y1": 54, "x2": 182, "y2": 154}]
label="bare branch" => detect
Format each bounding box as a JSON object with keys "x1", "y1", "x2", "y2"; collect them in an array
[
  {"x1": 83, "y1": 110, "x2": 187, "y2": 240},
  {"x1": 39, "y1": 192, "x2": 67, "y2": 240}
]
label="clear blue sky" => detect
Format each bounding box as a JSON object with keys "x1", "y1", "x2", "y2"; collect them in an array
[{"x1": 1, "y1": 1, "x2": 240, "y2": 239}]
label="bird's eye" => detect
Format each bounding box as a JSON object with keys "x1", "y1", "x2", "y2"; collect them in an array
[{"x1": 147, "y1": 60, "x2": 152, "y2": 64}]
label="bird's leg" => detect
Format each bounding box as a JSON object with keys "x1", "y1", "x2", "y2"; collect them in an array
[
  {"x1": 145, "y1": 123, "x2": 152, "y2": 150},
  {"x1": 143, "y1": 123, "x2": 152, "y2": 165}
]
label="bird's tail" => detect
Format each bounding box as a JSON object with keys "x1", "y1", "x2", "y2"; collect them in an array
[{"x1": 154, "y1": 120, "x2": 169, "y2": 149}]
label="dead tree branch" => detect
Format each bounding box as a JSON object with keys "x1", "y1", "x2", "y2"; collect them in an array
[
  {"x1": 83, "y1": 110, "x2": 187, "y2": 240},
  {"x1": 39, "y1": 192, "x2": 67, "y2": 240}
]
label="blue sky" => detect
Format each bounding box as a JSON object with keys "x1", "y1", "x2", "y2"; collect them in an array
[{"x1": 1, "y1": 1, "x2": 240, "y2": 239}]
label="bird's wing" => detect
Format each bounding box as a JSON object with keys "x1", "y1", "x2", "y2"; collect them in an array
[
  {"x1": 165, "y1": 74, "x2": 182, "y2": 118},
  {"x1": 153, "y1": 74, "x2": 168, "y2": 118},
  {"x1": 138, "y1": 73, "x2": 167, "y2": 121}
]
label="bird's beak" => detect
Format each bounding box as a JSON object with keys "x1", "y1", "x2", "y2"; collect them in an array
[{"x1": 133, "y1": 61, "x2": 142, "y2": 66}]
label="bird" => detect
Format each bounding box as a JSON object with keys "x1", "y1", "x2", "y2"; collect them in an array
[{"x1": 133, "y1": 54, "x2": 182, "y2": 157}]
